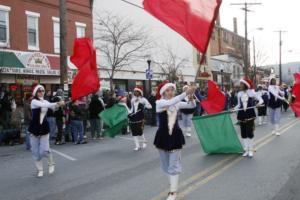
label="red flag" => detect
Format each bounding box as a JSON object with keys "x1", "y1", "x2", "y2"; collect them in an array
[
  {"x1": 291, "y1": 73, "x2": 300, "y2": 117},
  {"x1": 143, "y1": 0, "x2": 222, "y2": 63},
  {"x1": 200, "y1": 80, "x2": 225, "y2": 114},
  {"x1": 71, "y1": 38, "x2": 100, "y2": 100}
]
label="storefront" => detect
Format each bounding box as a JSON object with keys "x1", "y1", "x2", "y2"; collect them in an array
[{"x1": 0, "y1": 50, "x2": 61, "y2": 104}]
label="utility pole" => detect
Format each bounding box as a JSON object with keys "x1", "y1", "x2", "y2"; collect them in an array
[
  {"x1": 275, "y1": 30, "x2": 286, "y2": 85},
  {"x1": 253, "y1": 36, "x2": 256, "y2": 87},
  {"x1": 59, "y1": 0, "x2": 68, "y2": 92},
  {"x1": 231, "y1": 2, "x2": 262, "y2": 78}
]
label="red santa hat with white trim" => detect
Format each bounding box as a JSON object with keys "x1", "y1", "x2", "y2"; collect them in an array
[
  {"x1": 133, "y1": 86, "x2": 144, "y2": 96},
  {"x1": 240, "y1": 77, "x2": 254, "y2": 89},
  {"x1": 156, "y1": 80, "x2": 176, "y2": 100}
]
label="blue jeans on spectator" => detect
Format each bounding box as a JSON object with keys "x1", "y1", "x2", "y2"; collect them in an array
[
  {"x1": 47, "y1": 117, "x2": 57, "y2": 139},
  {"x1": 71, "y1": 120, "x2": 84, "y2": 143},
  {"x1": 89, "y1": 118, "x2": 101, "y2": 138},
  {"x1": 24, "y1": 125, "x2": 31, "y2": 150}
]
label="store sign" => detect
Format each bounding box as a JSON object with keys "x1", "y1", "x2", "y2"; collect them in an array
[
  {"x1": 0, "y1": 67, "x2": 60, "y2": 76},
  {"x1": 27, "y1": 52, "x2": 50, "y2": 69},
  {"x1": 1, "y1": 51, "x2": 60, "y2": 76},
  {"x1": 16, "y1": 75, "x2": 39, "y2": 86}
]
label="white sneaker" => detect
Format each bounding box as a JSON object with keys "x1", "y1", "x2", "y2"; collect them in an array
[
  {"x1": 166, "y1": 192, "x2": 177, "y2": 200},
  {"x1": 134, "y1": 147, "x2": 140, "y2": 151},
  {"x1": 242, "y1": 151, "x2": 249, "y2": 157},
  {"x1": 49, "y1": 165, "x2": 55, "y2": 174},
  {"x1": 185, "y1": 133, "x2": 192, "y2": 137},
  {"x1": 37, "y1": 170, "x2": 44, "y2": 177},
  {"x1": 275, "y1": 132, "x2": 281, "y2": 136},
  {"x1": 142, "y1": 142, "x2": 147, "y2": 149},
  {"x1": 248, "y1": 150, "x2": 254, "y2": 158}
]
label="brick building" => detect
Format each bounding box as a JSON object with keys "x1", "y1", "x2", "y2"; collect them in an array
[{"x1": 0, "y1": 0, "x2": 93, "y2": 104}]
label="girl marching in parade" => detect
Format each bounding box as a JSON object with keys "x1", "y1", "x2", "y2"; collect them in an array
[
  {"x1": 268, "y1": 78, "x2": 287, "y2": 136},
  {"x1": 180, "y1": 85, "x2": 196, "y2": 137},
  {"x1": 129, "y1": 87, "x2": 152, "y2": 151},
  {"x1": 154, "y1": 81, "x2": 195, "y2": 200},
  {"x1": 236, "y1": 78, "x2": 263, "y2": 158},
  {"x1": 256, "y1": 84, "x2": 269, "y2": 125},
  {"x1": 28, "y1": 85, "x2": 65, "y2": 177}
]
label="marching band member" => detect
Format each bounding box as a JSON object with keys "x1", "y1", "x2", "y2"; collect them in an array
[
  {"x1": 129, "y1": 87, "x2": 152, "y2": 151},
  {"x1": 236, "y1": 78, "x2": 263, "y2": 158},
  {"x1": 256, "y1": 84, "x2": 269, "y2": 125},
  {"x1": 154, "y1": 81, "x2": 195, "y2": 200},
  {"x1": 268, "y1": 78, "x2": 287, "y2": 136},
  {"x1": 180, "y1": 85, "x2": 196, "y2": 137},
  {"x1": 28, "y1": 85, "x2": 65, "y2": 177}
]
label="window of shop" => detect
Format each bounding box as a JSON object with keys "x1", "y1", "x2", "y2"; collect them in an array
[
  {"x1": 52, "y1": 17, "x2": 60, "y2": 53},
  {"x1": 26, "y1": 11, "x2": 40, "y2": 51},
  {"x1": 0, "y1": 5, "x2": 10, "y2": 47},
  {"x1": 75, "y1": 22, "x2": 86, "y2": 38}
]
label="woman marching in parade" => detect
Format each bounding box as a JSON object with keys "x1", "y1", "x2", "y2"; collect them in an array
[
  {"x1": 154, "y1": 81, "x2": 196, "y2": 200},
  {"x1": 268, "y1": 78, "x2": 288, "y2": 136},
  {"x1": 256, "y1": 84, "x2": 269, "y2": 125},
  {"x1": 129, "y1": 87, "x2": 152, "y2": 151},
  {"x1": 28, "y1": 85, "x2": 65, "y2": 177},
  {"x1": 236, "y1": 78, "x2": 263, "y2": 158}
]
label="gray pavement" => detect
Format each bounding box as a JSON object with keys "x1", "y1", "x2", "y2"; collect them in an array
[{"x1": 0, "y1": 111, "x2": 299, "y2": 200}]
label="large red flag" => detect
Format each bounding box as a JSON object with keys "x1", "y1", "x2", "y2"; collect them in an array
[
  {"x1": 71, "y1": 38, "x2": 100, "y2": 100},
  {"x1": 200, "y1": 80, "x2": 225, "y2": 114},
  {"x1": 143, "y1": 0, "x2": 222, "y2": 63},
  {"x1": 291, "y1": 73, "x2": 300, "y2": 117}
]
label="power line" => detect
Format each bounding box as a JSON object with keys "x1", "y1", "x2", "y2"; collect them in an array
[{"x1": 120, "y1": 0, "x2": 143, "y2": 10}]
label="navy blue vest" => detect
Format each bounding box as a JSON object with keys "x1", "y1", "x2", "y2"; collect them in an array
[
  {"x1": 28, "y1": 108, "x2": 50, "y2": 136},
  {"x1": 237, "y1": 97, "x2": 256, "y2": 121},
  {"x1": 154, "y1": 111, "x2": 185, "y2": 151},
  {"x1": 268, "y1": 92, "x2": 282, "y2": 109}
]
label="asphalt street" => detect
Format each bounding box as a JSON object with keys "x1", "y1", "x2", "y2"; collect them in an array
[{"x1": 0, "y1": 111, "x2": 300, "y2": 200}]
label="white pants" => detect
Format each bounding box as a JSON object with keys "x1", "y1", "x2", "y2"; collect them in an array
[
  {"x1": 158, "y1": 150, "x2": 182, "y2": 175},
  {"x1": 30, "y1": 134, "x2": 52, "y2": 161}
]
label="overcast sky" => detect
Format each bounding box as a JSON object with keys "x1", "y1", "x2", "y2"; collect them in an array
[
  {"x1": 220, "y1": 0, "x2": 300, "y2": 65},
  {"x1": 96, "y1": 0, "x2": 300, "y2": 66}
]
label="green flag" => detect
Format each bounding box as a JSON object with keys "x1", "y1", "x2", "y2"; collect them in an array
[
  {"x1": 192, "y1": 112, "x2": 243, "y2": 154},
  {"x1": 100, "y1": 104, "x2": 128, "y2": 138}
]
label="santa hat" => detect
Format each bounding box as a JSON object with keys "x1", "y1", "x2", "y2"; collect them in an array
[
  {"x1": 134, "y1": 86, "x2": 143, "y2": 96},
  {"x1": 32, "y1": 84, "x2": 45, "y2": 96},
  {"x1": 156, "y1": 80, "x2": 176, "y2": 100},
  {"x1": 240, "y1": 77, "x2": 253, "y2": 89}
]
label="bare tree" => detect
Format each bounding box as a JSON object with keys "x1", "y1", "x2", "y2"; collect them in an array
[
  {"x1": 94, "y1": 13, "x2": 151, "y2": 91},
  {"x1": 154, "y1": 46, "x2": 189, "y2": 83}
]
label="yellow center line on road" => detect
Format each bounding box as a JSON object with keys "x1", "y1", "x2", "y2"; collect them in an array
[
  {"x1": 149, "y1": 118, "x2": 300, "y2": 200},
  {"x1": 177, "y1": 119, "x2": 300, "y2": 199}
]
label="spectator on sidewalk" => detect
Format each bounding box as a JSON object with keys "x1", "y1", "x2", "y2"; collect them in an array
[
  {"x1": 70, "y1": 100, "x2": 86, "y2": 144},
  {"x1": 46, "y1": 91, "x2": 56, "y2": 140},
  {"x1": 88, "y1": 94, "x2": 104, "y2": 140},
  {"x1": 23, "y1": 93, "x2": 32, "y2": 150},
  {"x1": 53, "y1": 89, "x2": 65, "y2": 145}
]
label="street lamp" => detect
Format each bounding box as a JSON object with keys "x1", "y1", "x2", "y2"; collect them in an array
[
  {"x1": 220, "y1": 69, "x2": 224, "y2": 91},
  {"x1": 147, "y1": 59, "x2": 152, "y2": 96}
]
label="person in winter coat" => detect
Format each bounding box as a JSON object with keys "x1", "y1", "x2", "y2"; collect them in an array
[
  {"x1": 88, "y1": 94, "x2": 104, "y2": 139},
  {"x1": 28, "y1": 85, "x2": 65, "y2": 177},
  {"x1": 53, "y1": 89, "x2": 65, "y2": 145}
]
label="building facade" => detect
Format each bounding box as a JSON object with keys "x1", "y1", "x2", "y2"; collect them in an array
[{"x1": 0, "y1": 0, "x2": 93, "y2": 104}]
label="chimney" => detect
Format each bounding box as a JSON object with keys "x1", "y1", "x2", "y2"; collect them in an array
[
  {"x1": 233, "y1": 17, "x2": 238, "y2": 34},
  {"x1": 216, "y1": 14, "x2": 220, "y2": 26}
]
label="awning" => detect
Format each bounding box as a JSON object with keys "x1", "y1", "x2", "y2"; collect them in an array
[{"x1": 0, "y1": 51, "x2": 25, "y2": 68}]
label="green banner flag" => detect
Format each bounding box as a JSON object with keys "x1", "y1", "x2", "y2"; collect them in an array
[
  {"x1": 100, "y1": 104, "x2": 128, "y2": 138},
  {"x1": 192, "y1": 112, "x2": 244, "y2": 154}
]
